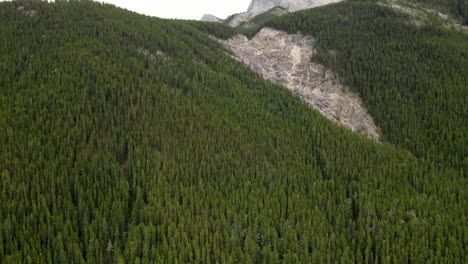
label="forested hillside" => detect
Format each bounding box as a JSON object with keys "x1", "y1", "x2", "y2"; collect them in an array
[
  {"x1": 263, "y1": 0, "x2": 468, "y2": 168},
  {"x1": 199, "y1": 0, "x2": 468, "y2": 168},
  {"x1": 406, "y1": 0, "x2": 468, "y2": 24},
  {"x1": 196, "y1": 0, "x2": 468, "y2": 169},
  {"x1": 0, "y1": 0, "x2": 466, "y2": 263}
]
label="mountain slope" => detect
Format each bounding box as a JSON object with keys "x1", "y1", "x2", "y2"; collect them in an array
[
  {"x1": 0, "y1": 0, "x2": 466, "y2": 263},
  {"x1": 403, "y1": 0, "x2": 468, "y2": 24},
  {"x1": 195, "y1": 0, "x2": 467, "y2": 167},
  {"x1": 220, "y1": 28, "x2": 381, "y2": 140},
  {"x1": 201, "y1": 14, "x2": 222, "y2": 22},
  {"x1": 260, "y1": 1, "x2": 468, "y2": 167},
  {"x1": 247, "y1": 0, "x2": 343, "y2": 13},
  {"x1": 229, "y1": 0, "x2": 343, "y2": 26}
]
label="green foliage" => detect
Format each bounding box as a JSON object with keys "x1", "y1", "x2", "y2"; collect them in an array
[
  {"x1": 190, "y1": 19, "x2": 262, "y2": 40},
  {"x1": 240, "y1": 6, "x2": 288, "y2": 29},
  {"x1": 265, "y1": 1, "x2": 468, "y2": 168},
  {"x1": 224, "y1": 13, "x2": 239, "y2": 25},
  {"x1": 187, "y1": 20, "x2": 238, "y2": 40},
  {"x1": 0, "y1": 0, "x2": 466, "y2": 263},
  {"x1": 406, "y1": 0, "x2": 467, "y2": 22},
  {"x1": 190, "y1": 7, "x2": 287, "y2": 40}
]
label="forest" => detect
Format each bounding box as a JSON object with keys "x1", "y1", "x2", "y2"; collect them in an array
[
  {"x1": 0, "y1": 0, "x2": 466, "y2": 263},
  {"x1": 266, "y1": 0, "x2": 468, "y2": 169},
  {"x1": 197, "y1": 0, "x2": 468, "y2": 169},
  {"x1": 407, "y1": 0, "x2": 468, "y2": 24}
]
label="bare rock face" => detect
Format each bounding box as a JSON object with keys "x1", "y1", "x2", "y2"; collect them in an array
[
  {"x1": 229, "y1": 13, "x2": 254, "y2": 27},
  {"x1": 220, "y1": 28, "x2": 380, "y2": 140},
  {"x1": 248, "y1": 0, "x2": 341, "y2": 13},
  {"x1": 201, "y1": 14, "x2": 222, "y2": 23},
  {"x1": 229, "y1": 0, "x2": 343, "y2": 26},
  {"x1": 247, "y1": 0, "x2": 282, "y2": 14}
]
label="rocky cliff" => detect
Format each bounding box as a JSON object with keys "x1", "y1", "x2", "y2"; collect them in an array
[
  {"x1": 201, "y1": 14, "x2": 222, "y2": 22},
  {"x1": 229, "y1": 0, "x2": 343, "y2": 26},
  {"x1": 220, "y1": 28, "x2": 380, "y2": 140},
  {"x1": 248, "y1": 0, "x2": 341, "y2": 13}
]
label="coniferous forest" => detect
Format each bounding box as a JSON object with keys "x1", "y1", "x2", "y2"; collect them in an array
[
  {"x1": 408, "y1": 0, "x2": 468, "y2": 24},
  {"x1": 265, "y1": 1, "x2": 468, "y2": 168},
  {"x1": 0, "y1": 0, "x2": 467, "y2": 263}
]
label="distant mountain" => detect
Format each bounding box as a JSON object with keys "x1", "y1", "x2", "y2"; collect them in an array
[
  {"x1": 201, "y1": 0, "x2": 343, "y2": 27},
  {"x1": 228, "y1": 0, "x2": 343, "y2": 26},
  {"x1": 248, "y1": 0, "x2": 341, "y2": 13},
  {"x1": 201, "y1": 14, "x2": 222, "y2": 22}
]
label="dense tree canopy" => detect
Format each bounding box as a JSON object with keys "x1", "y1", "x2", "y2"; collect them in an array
[
  {"x1": 262, "y1": 0, "x2": 468, "y2": 168},
  {"x1": 407, "y1": 0, "x2": 468, "y2": 24},
  {"x1": 197, "y1": 0, "x2": 468, "y2": 168},
  {"x1": 0, "y1": 0, "x2": 466, "y2": 263}
]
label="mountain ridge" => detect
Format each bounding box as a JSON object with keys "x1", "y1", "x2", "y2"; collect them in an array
[
  {"x1": 0, "y1": 0, "x2": 466, "y2": 263},
  {"x1": 231, "y1": 0, "x2": 344, "y2": 26},
  {"x1": 201, "y1": 14, "x2": 222, "y2": 22},
  {"x1": 201, "y1": 0, "x2": 343, "y2": 26}
]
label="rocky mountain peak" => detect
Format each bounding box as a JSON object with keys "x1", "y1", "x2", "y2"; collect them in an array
[
  {"x1": 247, "y1": 0, "x2": 282, "y2": 14},
  {"x1": 248, "y1": 0, "x2": 342, "y2": 14},
  {"x1": 201, "y1": 14, "x2": 222, "y2": 22},
  {"x1": 229, "y1": 0, "x2": 343, "y2": 26}
]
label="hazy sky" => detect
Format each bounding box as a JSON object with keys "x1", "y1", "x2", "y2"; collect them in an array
[
  {"x1": 0, "y1": 0, "x2": 252, "y2": 20},
  {"x1": 98, "y1": 0, "x2": 252, "y2": 20}
]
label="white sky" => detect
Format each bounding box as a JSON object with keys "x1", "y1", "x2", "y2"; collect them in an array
[
  {"x1": 0, "y1": 0, "x2": 251, "y2": 20},
  {"x1": 98, "y1": 0, "x2": 251, "y2": 20}
]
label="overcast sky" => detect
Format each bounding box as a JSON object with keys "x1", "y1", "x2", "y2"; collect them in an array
[
  {"x1": 98, "y1": 0, "x2": 251, "y2": 20},
  {"x1": 0, "y1": 0, "x2": 251, "y2": 20}
]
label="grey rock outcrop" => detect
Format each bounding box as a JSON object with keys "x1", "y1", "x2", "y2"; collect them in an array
[
  {"x1": 248, "y1": 0, "x2": 340, "y2": 13},
  {"x1": 220, "y1": 28, "x2": 380, "y2": 140},
  {"x1": 201, "y1": 14, "x2": 222, "y2": 22},
  {"x1": 229, "y1": 0, "x2": 343, "y2": 26}
]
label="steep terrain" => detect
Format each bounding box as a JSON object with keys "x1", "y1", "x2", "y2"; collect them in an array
[
  {"x1": 221, "y1": 28, "x2": 380, "y2": 140},
  {"x1": 202, "y1": 0, "x2": 343, "y2": 26},
  {"x1": 263, "y1": 1, "x2": 468, "y2": 167},
  {"x1": 248, "y1": 0, "x2": 343, "y2": 13},
  {"x1": 230, "y1": 0, "x2": 343, "y2": 26},
  {"x1": 201, "y1": 14, "x2": 222, "y2": 22},
  {"x1": 0, "y1": 0, "x2": 466, "y2": 263},
  {"x1": 381, "y1": 0, "x2": 468, "y2": 32},
  {"x1": 402, "y1": 0, "x2": 468, "y2": 24}
]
